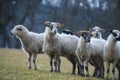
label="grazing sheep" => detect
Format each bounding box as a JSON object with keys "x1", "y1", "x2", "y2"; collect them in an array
[
  {"x1": 11, "y1": 25, "x2": 45, "y2": 70},
  {"x1": 104, "y1": 30, "x2": 120, "y2": 80},
  {"x1": 42, "y1": 21, "x2": 79, "y2": 74},
  {"x1": 76, "y1": 31, "x2": 106, "y2": 77},
  {"x1": 89, "y1": 26, "x2": 105, "y2": 78}
]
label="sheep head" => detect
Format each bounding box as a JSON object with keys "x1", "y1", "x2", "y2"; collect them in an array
[
  {"x1": 77, "y1": 31, "x2": 92, "y2": 42},
  {"x1": 44, "y1": 21, "x2": 64, "y2": 28},
  {"x1": 62, "y1": 29, "x2": 73, "y2": 35},
  {"x1": 110, "y1": 30, "x2": 120, "y2": 41},
  {"x1": 11, "y1": 25, "x2": 28, "y2": 38},
  {"x1": 45, "y1": 21, "x2": 50, "y2": 27},
  {"x1": 44, "y1": 21, "x2": 64, "y2": 35},
  {"x1": 89, "y1": 26, "x2": 105, "y2": 38}
]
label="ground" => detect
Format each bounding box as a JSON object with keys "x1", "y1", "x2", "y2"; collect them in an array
[{"x1": 0, "y1": 48, "x2": 118, "y2": 80}]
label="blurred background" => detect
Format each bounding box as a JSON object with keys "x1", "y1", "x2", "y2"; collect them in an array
[{"x1": 0, "y1": 0, "x2": 120, "y2": 48}]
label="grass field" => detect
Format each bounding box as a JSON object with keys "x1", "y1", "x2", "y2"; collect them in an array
[{"x1": 0, "y1": 48, "x2": 118, "y2": 80}]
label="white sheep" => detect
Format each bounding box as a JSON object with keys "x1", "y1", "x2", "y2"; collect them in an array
[
  {"x1": 11, "y1": 25, "x2": 45, "y2": 70},
  {"x1": 76, "y1": 31, "x2": 106, "y2": 77},
  {"x1": 42, "y1": 21, "x2": 79, "y2": 74},
  {"x1": 104, "y1": 30, "x2": 120, "y2": 80},
  {"x1": 89, "y1": 26, "x2": 105, "y2": 39},
  {"x1": 89, "y1": 26, "x2": 105, "y2": 78}
]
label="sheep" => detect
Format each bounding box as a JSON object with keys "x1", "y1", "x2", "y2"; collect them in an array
[
  {"x1": 42, "y1": 21, "x2": 80, "y2": 74},
  {"x1": 104, "y1": 30, "x2": 120, "y2": 80},
  {"x1": 76, "y1": 31, "x2": 106, "y2": 77},
  {"x1": 89, "y1": 26, "x2": 105, "y2": 39},
  {"x1": 89, "y1": 26, "x2": 105, "y2": 78},
  {"x1": 61, "y1": 29, "x2": 73, "y2": 35},
  {"x1": 10, "y1": 25, "x2": 45, "y2": 70}
]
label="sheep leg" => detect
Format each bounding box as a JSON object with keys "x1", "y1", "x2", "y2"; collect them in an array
[
  {"x1": 68, "y1": 57, "x2": 76, "y2": 75},
  {"x1": 96, "y1": 59, "x2": 101, "y2": 78},
  {"x1": 75, "y1": 53, "x2": 83, "y2": 75},
  {"x1": 93, "y1": 67, "x2": 97, "y2": 77},
  {"x1": 72, "y1": 59, "x2": 76, "y2": 75},
  {"x1": 89, "y1": 60, "x2": 98, "y2": 77},
  {"x1": 93, "y1": 57, "x2": 102, "y2": 78},
  {"x1": 54, "y1": 60, "x2": 57, "y2": 72},
  {"x1": 28, "y1": 53, "x2": 32, "y2": 69},
  {"x1": 81, "y1": 64, "x2": 85, "y2": 76},
  {"x1": 54, "y1": 55, "x2": 61, "y2": 72},
  {"x1": 112, "y1": 61, "x2": 118, "y2": 80},
  {"x1": 77, "y1": 63, "x2": 81, "y2": 75},
  {"x1": 96, "y1": 60, "x2": 101, "y2": 78},
  {"x1": 99, "y1": 59, "x2": 105, "y2": 78},
  {"x1": 54, "y1": 55, "x2": 59, "y2": 72},
  {"x1": 57, "y1": 57, "x2": 61, "y2": 72},
  {"x1": 85, "y1": 61, "x2": 89, "y2": 77},
  {"x1": 117, "y1": 66, "x2": 120, "y2": 80},
  {"x1": 100, "y1": 63, "x2": 104, "y2": 78},
  {"x1": 106, "y1": 61, "x2": 110, "y2": 80},
  {"x1": 116, "y1": 61, "x2": 120, "y2": 80},
  {"x1": 75, "y1": 57, "x2": 82, "y2": 75},
  {"x1": 33, "y1": 54, "x2": 37, "y2": 70},
  {"x1": 49, "y1": 55, "x2": 54, "y2": 72}
]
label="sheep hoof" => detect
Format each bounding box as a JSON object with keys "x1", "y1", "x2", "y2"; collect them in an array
[
  {"x1": 34, "y1": 68, "x2": 37, "y2": 70},
  {"x1": 50, "y1": 69, "x2": 53, "y2": 72},
  {"x1": 92, "y1": 73, "x2": 97, "y2": 77},
  {"x1": 57, "y1": 70, "x2": 61, "y2": 73},
  {"x1": 100, "y1": 75, "x2": 104, "y2": 79},
  {"x1": 28, "y1": 66, "x2": 32, "y2": 69},
  {"x1": 71, "y1": 72, "x2": 75, "y2": 75},
  {"x1": 105, "y1": 77, "x2": 109, "y2": 80},
  {"x1": 54, "y1": 70, "x2": 57, "y2": 72},
  {"x1": 80, "y1": 74, "x2": 85, "y2": 76},
  {"x1": 86, "y1": 74, "x2": 89, "y2": 77},
  {"x1": 112, "y1": 77, "x2": 115, "y2": 80}
]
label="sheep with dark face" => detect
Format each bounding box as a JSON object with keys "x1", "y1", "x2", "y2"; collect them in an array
[
  {"x1": 104, "y1": 30, "x2": 120, "y2": 80},
  {"x1": 42, "y1": 21, "x2": 79, "y2": 74},
  {"x1": 62, "y1": 29, "x2": 73, "y2": 35},
  {"x1": 76, "y1": 31, "x2": 106, "y2": 77},
  {"x1": 11, "y1": 25, "x2": 44, "y2": 70},
  {"x1": 89, "y1": 26, "x2": 105, "y2": 78}
]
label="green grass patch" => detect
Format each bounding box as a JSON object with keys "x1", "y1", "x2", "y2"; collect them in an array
[{"x1": 0, "y1": 48, "x2": 118, "y2": 80}]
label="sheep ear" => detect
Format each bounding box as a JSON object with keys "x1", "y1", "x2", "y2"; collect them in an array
[
  {"x1": 100, "y1": 29, "x2": 105, "y2": 32},
  {"x1": 89, "y1": 28, "x2": 93, "y2": 32},
  {"x1": 17, "y1": 28, "x2": 22, "y2": 31},
  {"x1": 57, "y1": 23, "x2": 64, "y2": 28},
  {"x1": 77, "y1": 31, "x2": 83, "y2": 35},
  {"x1": 45, "y1": 21, "x2": 50, "y2": 26},
  {"x1": 110, "y1": 30, "x2": 113, "y2": 33}
]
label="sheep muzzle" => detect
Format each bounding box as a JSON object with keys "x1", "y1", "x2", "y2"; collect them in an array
[{"x1": 45, "y1": 21, "x2": 50, "y2": 27}]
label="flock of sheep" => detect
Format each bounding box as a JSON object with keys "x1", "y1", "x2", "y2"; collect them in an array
[{"x1": 10, "y1": 21, "x2": 120, "y2": 80}]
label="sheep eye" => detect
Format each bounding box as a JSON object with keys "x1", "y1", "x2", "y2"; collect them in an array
[
  {"x1": 112, "y1": 32, "x2": 117, "y2": 37},
  {"x1": 17, "y1": 28, "x2": 22, "y2": 31},
  {"x1": 51, "y1": 26, "x2": 53, "y2": 30}
]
